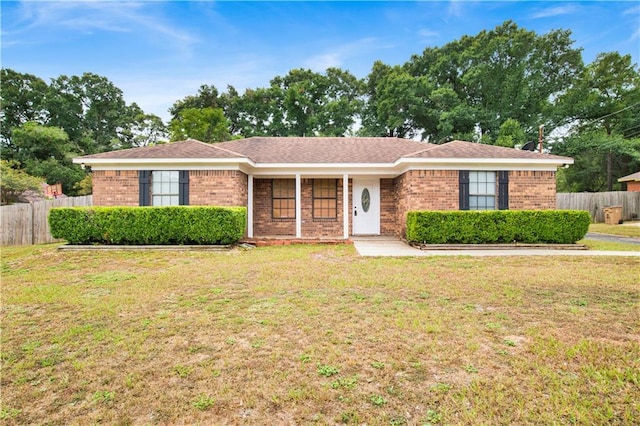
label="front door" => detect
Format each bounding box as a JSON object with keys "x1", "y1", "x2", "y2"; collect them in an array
[{"x1": 352, "y1": 179, "x2": 380, "y2": 235}]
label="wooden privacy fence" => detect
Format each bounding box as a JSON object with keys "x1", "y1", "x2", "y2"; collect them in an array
[
  {"x1": 557, "y1": 192, "x2": 640, "y2": 223},
  {"x1": 1, "y1": 196, "x2": 92, "y2": 246}
]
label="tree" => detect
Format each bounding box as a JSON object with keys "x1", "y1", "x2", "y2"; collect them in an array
[
  {"x1": 554, "y1": 52, "x2": 640, "y2": 190},
  {"x1": 552, "y1": 131, "x2": 640, "y2": 192},
  {"x1": 221, "y1": 86, "x2": 285, "y2": 137},
  {"x1": 169, "y1": 84, "x2": 220, "y2": 121},
  {"x1": 169, "y1": 107, "x2": 230, "y2": 142},
  {"x1": 0, "y1": 69, "x2": 49, "y2": 157},
  {"x1": 254, "y1": 68, "x2": 363, "y2": 137},
  {"x1": 11, "y1": 122, "x2": 71, "y2": 163},
  {"x1": 371, "y1": 67, "x2": 435, "y2": 139},
  {"x1": 0, "y1": 160, "x2": 44, "y2": 204},
  {"x1": 118, "y1": 103, "x2": 168, "y2": 148},
  {"x1": 73, "y1": 174, "x2": 93, "y2": 195},
  {"x1": 175, "y1": 68, "x2": 365, "y2": 138},
  {"x1": 405, "y1": 21, "x2": 583, "y2": 142},
  {"x1": 45, "y1": 73, "x2": 129, "y2": 154},
  {"x1": 11, "y1": 122, "x2": 85, "y2": 195},
  {"x1": 495, "y1": 118, "x2": 526, "y2": 148}
]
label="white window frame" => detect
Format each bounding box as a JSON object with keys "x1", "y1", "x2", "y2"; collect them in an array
[
  {"x1": 151, "y1": 171, "x2": 180, "y2": 206},
  {"x1": 469, "y1": 171, "x2": 496, "y2": 210}
]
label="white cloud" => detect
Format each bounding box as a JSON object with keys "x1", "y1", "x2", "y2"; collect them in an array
[
  {"x1": 302, "y1": 37, "x2": 379, "y2": 73},
  {"x1": 623, "y1": 5, "x2": 640, "y2": 15},
  {"x1": 447, "y1": 0, "x2": 465, "y2": 18},
  {"x1": 5, "y1": 1, "x2": 197, "y2": 49},
  {"x1": 417, "y1": 29, "x2": 439, "y2": 42},
  {"x1": 304, "y1": 53, "x2": 343, "y2": 72},
  {"x1": 531, "y1": 5, "x2": 578, "y2": 19}
]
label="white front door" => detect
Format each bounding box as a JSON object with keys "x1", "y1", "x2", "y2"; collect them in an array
[{"x1": 352, "y1": 179, "x2": 380, "y2": 235}]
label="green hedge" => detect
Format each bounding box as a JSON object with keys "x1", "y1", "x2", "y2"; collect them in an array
[
  {"x1": 49, "y1": 206, "x2": 247, "y2": 245},
  {"x1": 406, "y1": 210, "x2": 590, "y2": 244}
]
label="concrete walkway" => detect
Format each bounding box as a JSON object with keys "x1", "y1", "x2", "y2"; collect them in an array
[
  {"x1": 585, "y1": 232, "x2": 640, "y2": 245},
  {"x1": 352, "y1": 237, "x2": 640, "y2": 257}
]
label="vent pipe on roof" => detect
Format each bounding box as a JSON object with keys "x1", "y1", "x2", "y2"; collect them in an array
[{"x1": 538, "y1": 125, "x2": 544, "y2": 153}]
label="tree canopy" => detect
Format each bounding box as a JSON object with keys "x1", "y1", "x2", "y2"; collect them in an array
[
  {"x1": 1, "y1": 71, "x2": 167, "y2": 195},
  {"x1": 0, "y1": 160, "x2": 44, "y2": 205},
  {"x1": 552, "y1": 52, "x2": 640, "y2": 191},
  {"x1": 2, "y1": 20, "x2": 639, "y2": 195}
]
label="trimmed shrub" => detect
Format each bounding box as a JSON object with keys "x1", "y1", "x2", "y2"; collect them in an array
[
  {"x1": 49, "y1": 206, "x2": 247, "y2": 245},
  {"x1": 406, "y1": 210, "x2": 590, "y2": 244}
]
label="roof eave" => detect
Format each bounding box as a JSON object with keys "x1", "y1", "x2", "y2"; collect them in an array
[
  {"x1": 397, "y1": 157, "x2": 574, "y2": 167},
  {"x1": 74, "y1": 157, "x2": 254, "y2": 172}
]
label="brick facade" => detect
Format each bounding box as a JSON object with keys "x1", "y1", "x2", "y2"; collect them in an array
[
  {"x1": 253, "y1": 178, "x2": 349, "y2": 238},
  {"x1": 380, "y1": 179, "x2": 396, "y2": 236},
  {"x1": 92, "y1": 167, "x2": 559, "y2": 239},
  {"x1": 92, "y1": 169, "x2": 248, "y2": 207},
  {"x1": 189, "y1": 170, "x2": 247, "y2": 206},
  {"x1": 508, "y1": 170, "x2": 557, "y2": 210},
  {"x1": 389, "y1": 170, "x2": 557, "y2": 237},
  {"x1": 625, "y1": 181, "x2": 640, "y2": 192},
  {"x1": 253, "y1": 179, "x2": 296, "y2": 237},
  {"x1": 92, "y1": 170, "x2": 140, "y2": 206},
  {"x1": 393, "y1": 170, "x2": 460, "y2": 237}
]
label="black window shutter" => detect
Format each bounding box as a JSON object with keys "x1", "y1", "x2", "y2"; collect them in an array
[
  {"x1": 498, "y1": 171, "x2": 509, "y2": 210},
  {"x1": 179, "y1": 171, "x2": 189, "y2": 205},
  {"x1": 139, "y1": 170, "x2": 150, "y2": 206},
  {"x1": 459, "y1": 170, "x2": 470, "y2": 210}
]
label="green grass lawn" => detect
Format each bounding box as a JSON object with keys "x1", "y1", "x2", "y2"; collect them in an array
[
  {"x1": 2, "y1": 244, "x2": 639, "y2": 424},
  {"x1": 589, "y1": 222, "x2": 640, "y2": 238}
]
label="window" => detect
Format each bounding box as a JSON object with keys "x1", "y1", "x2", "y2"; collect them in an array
[
  {"x1": 313, "y1": 179, "x2": 337, "y2": 219},
  {"x1": 272, "y1": 179, "x2": 296, "y2": 219},
  {"x1": 139, "y1": 170, "x2": 189, "y2": 206},
  {"x1": 469, "y1": 171, "x2": 496, "y2": 210},
  {"x1": 152, "y1": 171, "x2": 180, "y2": 206},
  {"x1": 459, "y1": 171, "x2": 508, "y2": 210}
]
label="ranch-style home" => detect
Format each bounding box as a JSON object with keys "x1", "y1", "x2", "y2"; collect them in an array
[{"x1": 74, "y1": 137, "x2": 573, "y2": 240}]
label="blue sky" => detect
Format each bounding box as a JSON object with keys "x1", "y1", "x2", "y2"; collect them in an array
[{"x1": 2, "y1": 1, "x2": 639, "y2": 123}]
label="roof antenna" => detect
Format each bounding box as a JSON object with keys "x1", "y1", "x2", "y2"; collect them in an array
[{"x1": 538, "y1": 125, "x2": 544, "y2": 153}]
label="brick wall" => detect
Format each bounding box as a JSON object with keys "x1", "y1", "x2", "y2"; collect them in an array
[
  {"x1": 380, "y1": 178, "x2": 396, "y2": 236},
  {"x1": 92, "y1": 169, "x2": 247, "y2": 207},
  {"x1": 393, "y1": 170, "x2": 459, "y2": 237},
  {"x1": 189, "y1": 170, "x2": 247, "y2": 206},
  {"x1": 92, "y1": 168, "x2": 559, "y2": 238},
  {"x1": 626, "y1": 181, "x2": 640, "y2": 192},
  {"x1": 253, "y1": 178, "x2": 349, "y2": 238},
  {"x1": 508, "y1": 171, "x2": 556, "y2": 209},
  {"x1": 301, "y1": 178, "x2": 345, "y2": 238},
  {"x1": 92, "y1": 170, "x2": 139, "y2": 206},
  {"x1": 253, "y1": 179, "x2": 296, "y2": 237}
]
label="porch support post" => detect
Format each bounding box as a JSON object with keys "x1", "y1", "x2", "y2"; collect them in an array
[
  {"x1": 343, "y1": 174, "x2": 349, "y2": 239},
  {"x1": 247, "y1": 174, "x2": 253, "y2": 238},
  {"x1": 295, "y1": 173, "x2": 301, "y2": 238}
]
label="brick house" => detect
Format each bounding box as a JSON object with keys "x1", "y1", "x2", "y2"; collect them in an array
[
  {"x1": 74, "y1": 137, "x2": 573, "y2": 240},
  {"x1": 618, "y1": 171, "x2": 640, "y2": 192}
]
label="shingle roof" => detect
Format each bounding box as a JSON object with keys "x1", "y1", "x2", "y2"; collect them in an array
[
  {"x1": 618, "y1": 171, "x2": 640, "y2": 182},
  {"x1": 405, "y1": 140, "x2": 571, "y2": 161},
  {"x1": 215, "y1": 137, "x2": 430, "y2": 163},
  {"x1": 76, "y1": 137, "x2": 572, "y2": 164},
  {"x1": 78, "y1": 139, "x2": 244, "y2": 160}
]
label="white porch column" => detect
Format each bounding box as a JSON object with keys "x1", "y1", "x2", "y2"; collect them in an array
[
  {"x1": 247, "y1": 174, "x2": 254, "y2": 238},
  {"x1": 343, "y1": 174, "x2": 349, "y2": 239},
  {"x1": 295, "y1": 173, "x2": 301, "y2": 238}
]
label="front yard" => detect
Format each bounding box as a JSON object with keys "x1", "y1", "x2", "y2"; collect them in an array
[{"x1": 1, "y1": 244, "x2": 639, "y2": 424}]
